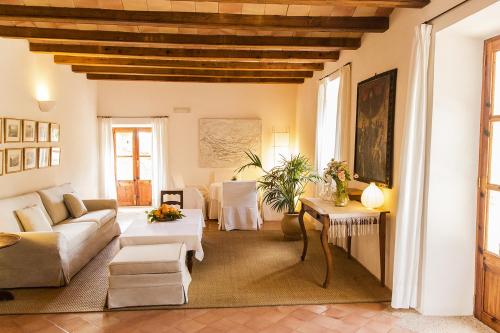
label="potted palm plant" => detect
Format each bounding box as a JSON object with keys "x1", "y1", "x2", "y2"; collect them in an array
[{"x1": 237, "y1": 151, "x2": 320, "y2": 240}]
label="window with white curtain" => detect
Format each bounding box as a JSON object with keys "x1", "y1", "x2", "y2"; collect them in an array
[{"x1": 315, "y1": 75, "x2": 341, "y2": 176}]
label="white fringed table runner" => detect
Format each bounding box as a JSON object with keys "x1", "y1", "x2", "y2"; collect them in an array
[{"x1": 301, "y1": 198, "x2": 380, "y2": 241}]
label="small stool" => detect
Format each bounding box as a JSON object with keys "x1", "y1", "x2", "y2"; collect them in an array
[{"x1": 107, "y1": 243, "x2": 191, "y2": 309}]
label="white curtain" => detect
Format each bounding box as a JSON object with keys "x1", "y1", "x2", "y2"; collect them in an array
[
  {"x1": 315, "y1": 76, "x2": 340, "y2": 195},
  {"x1": 98, "y1": 118, "x2": 117, "y2": 199},
  {"x1": 334, "y1": 64, "x2": 352, "y2": 162},
  {"x1": 392, "y1": 24, "x2": 432, "y2": 309},
  {"x1": 151, "y1": 118, "x2": 169, "y2": 207}
]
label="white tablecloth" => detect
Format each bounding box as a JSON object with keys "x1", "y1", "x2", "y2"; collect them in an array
[
  {"x1": 119, "y1": 209, "x2": 205, "y2": 261},
  {"x1": 301, "y1": 198, "x2": 380, "y2": 240},
  {"x1": 208, "y1": 182, "x2": 223, "y2": 219}
]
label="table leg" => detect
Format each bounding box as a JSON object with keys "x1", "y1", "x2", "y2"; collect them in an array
[
  {"x1": 0, "y1": 290, "x2": 14, "y2": 301},
  {"x1": 347, "y1": 236, "x2": 352, "y2": 259},
  {"x1": 186, "y1": 250, "x2": 195, "y2": 273},
  {"x1": 379, "y1": 214, "x2": 386, "y2": 287},
  {"x1": 321, "y1": 215, "x2": 334, "y2": 288},
  {"x1": 298, "y1": 205, "x2": 308, "y2": 261}
]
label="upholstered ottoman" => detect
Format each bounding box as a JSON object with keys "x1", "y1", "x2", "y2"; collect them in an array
[{"x1": 107, "y1": 243, "x2": 191, "y2": 309}]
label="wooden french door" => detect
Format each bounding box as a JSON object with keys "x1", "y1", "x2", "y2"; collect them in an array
[
  {"x1": 476, "y1": 35, "x2": 500, "y2": 332},
  {"x1": 113, "y1": 127, "x2": 153, "y2": 206}
]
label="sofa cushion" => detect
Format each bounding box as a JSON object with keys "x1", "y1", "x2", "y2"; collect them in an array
[
  {"x1": 70, "y1": 209, "x2": 116, "y2": 228},
  {"x1": 0, "y1": 192, "x2": 52, "y2": 232},
  {"x1": 52, "y1": 222, "x2": 98, "y2": 248},
  {"x1": 15, "y1": 205, "x2": 53, "y2": 232},
  {"x1": 63, "y1": 193, "x2": 88, "y2": 218},
  {"x1": 109, "y1": 243, "x2": 186, "y2": 276},
  {"x1": 38, "y1": 184, "x2": 75, "y2": 224}
]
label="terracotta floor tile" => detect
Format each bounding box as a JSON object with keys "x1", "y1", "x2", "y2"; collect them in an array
[
  {"x1": 295, "y1": 320, "x2": 335, "y2": 333},
  {"x1": 244, "y1": 317, "x2": 274, "y2": 331},
  {"x1": 301, "y1": 305, "x2": 329, "y2": 315},
  {"x1": 323, "y1": 307, "x2": 351, "y2": 319},
  {"x1": 361, "y1": 319, "x2": 394, "y2": 333},
  {"x1": 258, "y1": 323, "x2": 294, "y2": 333},
  {"x1": 227, "y1": 312, "x2": 253, "y2": 325},
  {"x1": 341, "y1": 313, "x2": 371, "y2": 326},
  {"x1": 276, "y1": 315, "x2": 305, "y2": 330},
  {"x1": 289, "y1": 309, "x2": 320, "y2": 322},
  {"x1": 311, "y1": 314, "x2": 343, "y2": 329},
  {"x1": 174, "y1": 319, "x2": 206, "y2": 333}
]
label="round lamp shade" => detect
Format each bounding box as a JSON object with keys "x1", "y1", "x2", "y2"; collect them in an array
[{"x1": 361, "y1": 183, "x2": 384, "y2": 209}]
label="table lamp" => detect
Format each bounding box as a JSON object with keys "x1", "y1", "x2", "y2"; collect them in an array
[{"x1": 361, "y1": 183, "x2": 384, "y2": 209}]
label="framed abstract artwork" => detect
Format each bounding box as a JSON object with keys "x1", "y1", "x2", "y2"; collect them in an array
[
  {"x1": 38, "y1": 147, "x2": 50, "y2": 168},
  {"x1": 4, "y1": 118, "x2": 21, "y2": 143},
  {"x1": 38, "y1": 122, "x2": 49, "y2": 142},
  {"x1": 51, "y1": 147, "x2": 61, "y2": 166},
  {"x1": 24, "y1": 148, "x2": 37, "y2": 170},
  {"x1": 50, "y1": 123, "x2": 60, "y2": 142},
  {"x1": 5, "y1": 148, "x2": 22, "y2": 174},
  {"x1": 23, "y1": 120, "x2": 36, "y2": 142},
  {"x1": 354, "y1": 69, "x2": 397, "y2": 188}
]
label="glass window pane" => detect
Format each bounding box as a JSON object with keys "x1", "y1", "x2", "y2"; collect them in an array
[
  {"x1": 487, "y1": 190, "x2": 500, "y2": 256},
  {"x1": 494, "y1": 51, "x2": 500, "y2": 115},
  {"x1": 490, "y1": 122, "x2": 500, "y2": 184},
  {"x1": 116, "y1": 157, "x2": 133, "y2": 180},
  {"x1": 115, "y1": 132, "x2": 133, "y2": 156},
  {"x1": 139, "y1": 157, "x2": 152, "y2": 180},
  {"x1": 139, "y1": 131, "x2": 152, "y2": 156}
]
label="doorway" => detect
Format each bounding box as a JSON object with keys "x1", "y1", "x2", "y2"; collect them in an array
[
  {"x1": 475, "y1": 35, "x2": 500, "y2": 332},
  {"x1": 113, "y1": 127, "x2": 153, "y2": 206}
]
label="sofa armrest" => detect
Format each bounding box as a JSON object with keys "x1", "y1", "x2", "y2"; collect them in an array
[
  {"x1": 83, "y1": 199, "x2": 118, "y2": 212},
  {"x1": 0, "y1": 232, "x2": 68, "y2": 288}
]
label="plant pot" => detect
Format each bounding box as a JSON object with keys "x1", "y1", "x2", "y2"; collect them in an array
[{"x1": 281, "y1": 213, "x2": 302, "y2": 241}]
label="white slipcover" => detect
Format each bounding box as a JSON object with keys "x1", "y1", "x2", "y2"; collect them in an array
[{"x1": 218, "y1": 181, "x2": 262, "y2": 231}]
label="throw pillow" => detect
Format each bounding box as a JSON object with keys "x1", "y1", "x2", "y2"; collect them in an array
[
  {"x1": 63, "y1": 193, "x2": 88, "y2": 218},
  {"x1": 15, "y1": 205, "x2": 53, "y2": 232}
]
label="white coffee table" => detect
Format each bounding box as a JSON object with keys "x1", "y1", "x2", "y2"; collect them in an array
[{"x1": 119, "y1": 209, "x2": 205, "y2": 272}]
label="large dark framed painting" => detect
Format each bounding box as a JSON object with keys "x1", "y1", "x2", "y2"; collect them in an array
[{"x1": 354, "y1": 69, "x2": 397, "y2": 188}]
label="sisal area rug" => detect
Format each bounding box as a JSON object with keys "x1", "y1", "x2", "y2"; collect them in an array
[{"x1": 0, "y1": 230, "x2": 391, "y2": 314}]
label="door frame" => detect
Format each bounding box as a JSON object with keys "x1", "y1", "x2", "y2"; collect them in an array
[{"x1": 475, "y1": 35, "x2": 500, "y2": 332}]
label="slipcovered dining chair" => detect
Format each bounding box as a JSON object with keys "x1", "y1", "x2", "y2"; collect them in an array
[
  {"x1": 170, "y1": 174, "x2": 207, "y2": 219},
  {"x1": 218, "y1": 181, "x2": 262, "y2": 231}
]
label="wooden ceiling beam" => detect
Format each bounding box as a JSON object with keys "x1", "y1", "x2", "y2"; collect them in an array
[
  {"x1": 0, "y1": 5, "x2": 389, "y2": 33},
  {"x1": 31, "y1": 43, "x2": 339, "y2": 61},
  {"x1": 192, "y1": 0, "x2": 429, "y2": 8},
  {"x1": 86, "y1": 74, "x2": 304, "y2": 84},
  {"x1": 54, "y1": 56, "x2": 324, "y2": 71},
  {"x1": 0, "y1": 26, "x2": 360, "y2": 50},
  {"x1": 72, "y1": 65, "x2": 313, "y2": 78}
]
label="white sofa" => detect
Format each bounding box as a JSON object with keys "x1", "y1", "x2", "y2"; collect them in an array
[{"x1": 0, "y1": 183, "x2": 121, "y2": 288}]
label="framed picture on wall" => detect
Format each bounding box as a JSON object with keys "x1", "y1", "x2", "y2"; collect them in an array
[
  {"x1": 0, "y1": 150, "x2": 3, "y2": 176},
  {"x1": 5, "y1": 148, "x2": 22, "y2": 174},
  {"x1": 4, "y1": 118, "x2": 21, "y2": 143},
  {"x1": 51, "y1": 147, "x2": 61, "y2": 166},
  {"x1": 38, "y1": 122, "x2": 49, "y2": 142},
  {"x1": 23, "y1": 120, "x2": 36, "y2": 142},
  {"x1": 0, "y1": 118, "x2": 3, "y2": 143},
  {"x1": 50, "y1": 123, "x2": 60, "y2": 142},
  {"x1": 354, "y1": 69, "x2": 397, "y2": 188},
  {"x1": 38, "y1": 147, "x2": 50, "y2": 168},
  {"x1": 24, "y1": 148, "x2": 37, "y2": 170}
]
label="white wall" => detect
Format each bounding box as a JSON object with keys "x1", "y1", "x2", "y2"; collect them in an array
[
  {"x1": 294, "y1": 0, "x2": 497, "y2": 310},
  {"x1": 0, "y1": 38, "x2": 98, "y2": 199},
  {"x1": 97, "y1": 81, "x2": 297, "y2": 186}
]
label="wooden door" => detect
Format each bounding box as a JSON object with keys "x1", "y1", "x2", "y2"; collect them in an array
[
  {"x1": 476, "y1": 35, "x2": 500, "y2": 333},
  {"x1": 114, "y1": 128, "x2": 152, "y2": 206}
]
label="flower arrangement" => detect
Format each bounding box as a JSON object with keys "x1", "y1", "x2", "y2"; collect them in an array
[
  {"x1": 146, "y1": 204, "x2": 185, "y2": 223},
  {"x1": 323, "y1": 160, "x2": 357, "y2": 207}
]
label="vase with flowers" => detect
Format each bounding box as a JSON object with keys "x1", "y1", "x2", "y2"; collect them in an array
[
  {"x1": 146, "y1": 204, "x2": 185, "y2": 223},
  {"x1": 324, "y1": 160, "x2": 355, "y2": 207}
]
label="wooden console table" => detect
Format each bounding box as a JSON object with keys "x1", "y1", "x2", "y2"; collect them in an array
[{"x1": 298, "y1": 198, "x2": 389, "y2": 288}]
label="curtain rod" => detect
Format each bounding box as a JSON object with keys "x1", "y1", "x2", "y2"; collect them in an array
[
  {"x1": 424, "y1": 0, "x2": 472, "y2": 24},
  {"x1": 97, "y1": 116, "x2": 169, "y2": 119},
  {"x1": 318, "y1": 62, "x2": 352, "y2": 81}
]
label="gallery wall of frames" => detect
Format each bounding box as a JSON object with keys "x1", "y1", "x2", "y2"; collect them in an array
[{"x1": 0, "y1": 118, "x2": 61, "y2": 176}]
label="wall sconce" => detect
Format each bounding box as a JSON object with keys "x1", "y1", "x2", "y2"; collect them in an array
[
  {"x1": 361, "y1": 182, "x2": 384, "y2": 209},
  {"x1": 273, "y1": 127, "x2": 290, "y2": 166},
  {"x1": 36, "y1": 85, "x2": 56, "y2": 112}
]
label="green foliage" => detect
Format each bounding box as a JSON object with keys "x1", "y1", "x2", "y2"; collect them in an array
[{"x1": 237, "y1": 151, "x2": 320, "y2": 214}]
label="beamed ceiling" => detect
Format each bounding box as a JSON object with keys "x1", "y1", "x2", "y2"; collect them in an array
[{"x1": 0, "y1": 0, "x2": 430, "y2": 84}]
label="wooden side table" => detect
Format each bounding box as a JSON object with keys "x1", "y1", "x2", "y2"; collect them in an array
[{"x1": 0, "y1": 233, "x2": 21, "y2": 301}]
